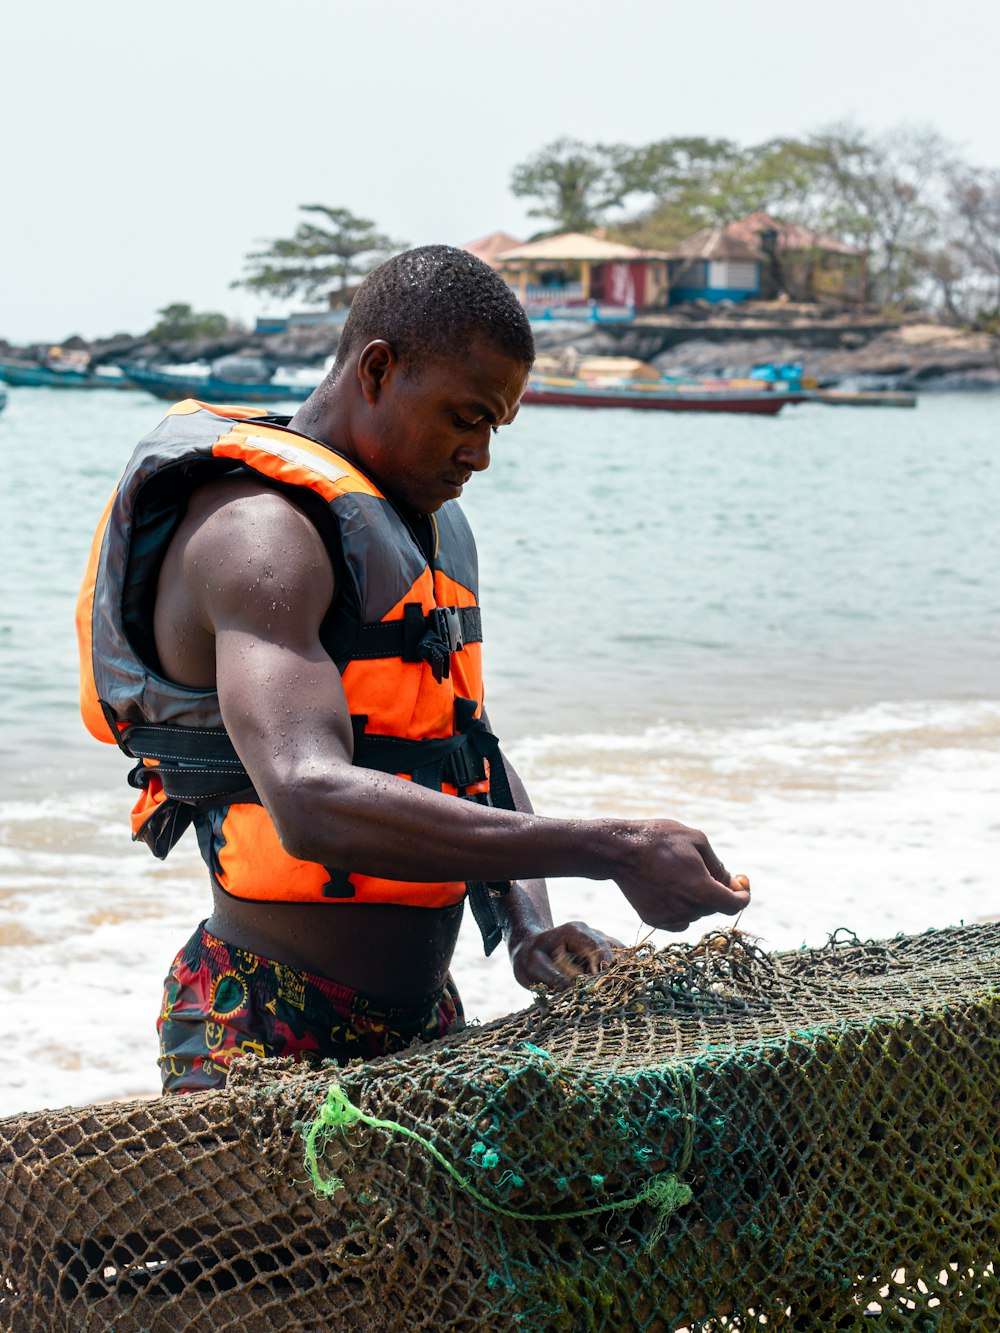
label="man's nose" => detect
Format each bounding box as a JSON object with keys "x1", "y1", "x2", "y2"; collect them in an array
[{"x1": 458, "y1": 431, "x2": 492, "y2": 472}]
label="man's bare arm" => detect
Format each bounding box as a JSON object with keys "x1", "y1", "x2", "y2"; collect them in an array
[{"x1": 192, "y1": 488, "x2": 749, "y2": 931}]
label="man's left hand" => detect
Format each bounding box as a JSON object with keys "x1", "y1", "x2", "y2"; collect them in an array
[{"x1": 508, "y1": 921, "x2": 622, "y2": 992}]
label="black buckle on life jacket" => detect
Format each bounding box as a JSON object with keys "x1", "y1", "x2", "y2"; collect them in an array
[
  {"x1": 440, "y1": 606, "x2": 465, "y2": 653},
  {"x1": 322, "y1": 867, "x2": 356, "y2": 898},
  {"x1": 419, "y1": 606, "x2": 465, "y2": 683}
]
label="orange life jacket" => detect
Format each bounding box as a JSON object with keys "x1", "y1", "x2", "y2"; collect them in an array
[{"x1": 76, "y1": 400, "x2": 512, "y2": 952}]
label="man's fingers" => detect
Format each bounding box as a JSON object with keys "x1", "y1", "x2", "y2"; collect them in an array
[
  {"x1": 696, "y1": 857, "x2": 751, "y2": 906},
  {"x1": 559, "y1": 925, "x2": 618, "y2": 972},
  {"x1": 699, "y1": 847, "x2": 731, "y2": 887},
  {"x1": 717, "y1": 875, "x2": 751, "y2": 914},
  {"x1": 527, "y1": 950, "x2": 572, "y2": 991}
]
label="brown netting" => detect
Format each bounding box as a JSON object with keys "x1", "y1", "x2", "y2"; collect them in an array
[{"x1": 2, "y1": 923, "x2": 998, "y2": 1331}]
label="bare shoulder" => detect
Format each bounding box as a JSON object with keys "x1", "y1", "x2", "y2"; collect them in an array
[{"x1": 179, "y1": 476, "x2": 335, "y2": 634}]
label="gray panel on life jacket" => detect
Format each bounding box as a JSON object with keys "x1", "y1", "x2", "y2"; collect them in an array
[
  {"x1": 334, "y1": 492, "x2": 430, "y2": 624},
  {"x1": 434, "y1": 502, "x2": 479, "y2": 596},
  {"x1": 91, "y1": 413, "x2": 233, "y2": 730}
]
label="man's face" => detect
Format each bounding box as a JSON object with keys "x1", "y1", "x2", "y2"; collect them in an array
[{"x1": 358, "y1": 338, "x2": 530, "y2": 514}]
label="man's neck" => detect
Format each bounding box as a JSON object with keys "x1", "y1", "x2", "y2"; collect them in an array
[{"x1": 288, "y1": 390, "x2": 345, "y2": 452}]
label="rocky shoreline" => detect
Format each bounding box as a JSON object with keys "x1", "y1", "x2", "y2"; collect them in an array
[
  {"x1": 535, "y1": 306, "x2": 1000, "y2": 392},
  {"x1": 3, "y1": 304, "x2": 998, "y2": 392}
]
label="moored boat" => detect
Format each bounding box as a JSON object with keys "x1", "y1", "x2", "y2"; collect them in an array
[
  {"x1": 124, "y1": 363, "x2": 318, "y2": 404},
  {"x1": 0, "y1": 355, "x2": 135, "y2": 390},
  {"x1": 808, "y1": 388, "x2": 917, "y2": 408},
  {"x1": 521, "y1": 374, "x2": 793, "y2": 414}
]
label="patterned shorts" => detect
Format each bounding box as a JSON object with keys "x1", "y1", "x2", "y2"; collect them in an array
[{"x1": 157, "y1": 923, "x2": 464, "y2": 1093}]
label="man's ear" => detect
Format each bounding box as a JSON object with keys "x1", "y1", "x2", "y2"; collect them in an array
[{"x1": 357, "y1": 340, "x2": 398, "y2": 406}]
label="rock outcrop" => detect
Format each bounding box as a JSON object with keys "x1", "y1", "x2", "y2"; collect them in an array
[{"x1": 532, "y1": 309, "x2": 1000, "y2": 390}]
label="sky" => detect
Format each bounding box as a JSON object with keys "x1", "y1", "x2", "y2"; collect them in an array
[{"x1": 2, "y1": 0, "x2": 998, "y2": 344}]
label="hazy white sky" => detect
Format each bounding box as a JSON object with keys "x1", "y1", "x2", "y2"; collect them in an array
[{"x1": 2, "y1": 0, "x2": 997, "y2": 343}]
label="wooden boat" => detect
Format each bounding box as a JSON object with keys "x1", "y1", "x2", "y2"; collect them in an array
[
  {"x1": 808, "y1": 388, "x2": 917, "y2": 408},
  {"x1": 125, "y1": 364, "x2": 316, "y2": 404},
  {"x1": 521, "y1": 373, "x2": 794, "y2": 414},
  {"x1": 0, "y1": 356, "x2": 135, "y2": 389}
]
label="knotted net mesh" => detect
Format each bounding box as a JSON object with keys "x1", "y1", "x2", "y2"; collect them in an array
[{"x1": 1, "y1": 922, "x2": 998, "y2": 1331}]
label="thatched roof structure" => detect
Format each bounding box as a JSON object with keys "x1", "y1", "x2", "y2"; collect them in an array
[{"x1": 496, "y1": 232, "x2": 671, "y2": 263}]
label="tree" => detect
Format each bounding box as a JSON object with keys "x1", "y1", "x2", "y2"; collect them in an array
[
  {"x1": 234, "y1": 206, "x2": 406, "y2": 304},
  {"x1": 510, "y1": 134, "x2": 833, "y2": 248},
  {"x1": 148, "y1": 303, "x2": 229, "y2": 342},
  {"x1": 947, "y1": 167, "x2": 1000, "y2": 320},
  {"x1": 611, "y1": 136, "x2": 826, "y2": 249},
  {"x1": 806, "y1": 124, "x2": 949, "y2": 308},
  {"x1": 509, "y1": 138, "x2": 632, "y2": 232}
]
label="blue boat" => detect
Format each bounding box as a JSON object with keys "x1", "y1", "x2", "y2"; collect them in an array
[
  {"x1": 124, "y1": 363, "x2": 318, "y2": 404},
  {"x1": 0, "y1": 355, "x2": 136, "y2": 389},
  {"x1": 0, "y1": 385, "x2": 7, "y2": 415}
]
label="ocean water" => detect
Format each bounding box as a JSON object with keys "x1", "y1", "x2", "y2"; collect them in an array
[{"x1": 0, "y1": 386, "x2": 998, "y2": 1115}]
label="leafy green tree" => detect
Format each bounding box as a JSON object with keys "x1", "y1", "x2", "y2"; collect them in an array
[
  {"x1": 148, "y1": 303, "x2": 229, "y2": 342},
  {"x1": 611, "y1": 137, "x2": 827, "y2": 249},
  {"x1": 234, "y1": 206, "x2": 405, "y2": 304},
  {"x1": 618, "y1": 137, "x2": 740, "y2": 203},
  {"x1": 509, "y1": 138, "x2": 632, "y2": 232}
]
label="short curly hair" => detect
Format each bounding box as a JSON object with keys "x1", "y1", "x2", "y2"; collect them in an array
[{"x1": 334, "y1": 245, "x2": 534, "y2": 374}]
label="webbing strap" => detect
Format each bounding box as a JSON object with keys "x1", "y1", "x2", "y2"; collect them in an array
[
  {"x1": 451, "y1": 698, "x2": 514, "y2": 956},
  {"x1": 127, "y1": 761, "x2": 254, "y2": 802},
  {"x1": 350, "y1": 605, "x2": 482, "y2": 662},
  {"x1": 121, "y1": 723, "x2": 243, "y2": 767}
]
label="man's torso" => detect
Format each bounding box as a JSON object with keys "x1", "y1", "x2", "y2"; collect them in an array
[{"x1": 154, "y1": 474, "x2": 465, "y2": 1002}]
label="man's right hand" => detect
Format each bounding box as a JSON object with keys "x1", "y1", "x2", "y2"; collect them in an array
[{"x1": 601, "y1": 819, "x2": 750, "y2": 931}]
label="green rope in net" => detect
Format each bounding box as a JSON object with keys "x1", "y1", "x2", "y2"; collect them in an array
[{"x1": 301, "y1": 1069, "x2": 696, "y2": 1243}]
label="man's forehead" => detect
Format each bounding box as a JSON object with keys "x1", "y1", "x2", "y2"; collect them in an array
[{"x1": 423, "y1": 341, "x2": 529, "y2": 399}]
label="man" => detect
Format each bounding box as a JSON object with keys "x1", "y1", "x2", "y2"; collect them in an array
[{"x1": 78, "y1": 246, "x2": 749, "y2": 1093}]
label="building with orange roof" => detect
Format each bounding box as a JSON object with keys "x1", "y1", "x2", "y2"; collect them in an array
[
  {"x1": 666, "y1": 212, "x2": 866, "y2": 306},
  {"x1": 462, "y1": 232, "x2": 524, "y2": 267}
]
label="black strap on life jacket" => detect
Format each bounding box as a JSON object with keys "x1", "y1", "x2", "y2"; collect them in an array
[
  {"x1": 350, "y1": 604, "x2": 482, "y2": 683},
  {"x1": 116, "y1": 696, "x2": 512, "y2": 955}
]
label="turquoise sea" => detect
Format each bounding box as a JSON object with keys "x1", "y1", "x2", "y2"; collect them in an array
[{"x1": 1, "y1": 386, "x2": 998, "y2": 1112}]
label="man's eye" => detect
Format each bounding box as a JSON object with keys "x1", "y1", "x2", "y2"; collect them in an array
[{"x1": 452, "y1": 415, "x2": 498, "y2": 435}]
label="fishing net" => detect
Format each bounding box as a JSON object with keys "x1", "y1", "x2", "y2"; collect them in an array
[{"x1": 2, "y1": 922, "x2": 998, "y2": 1331}]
